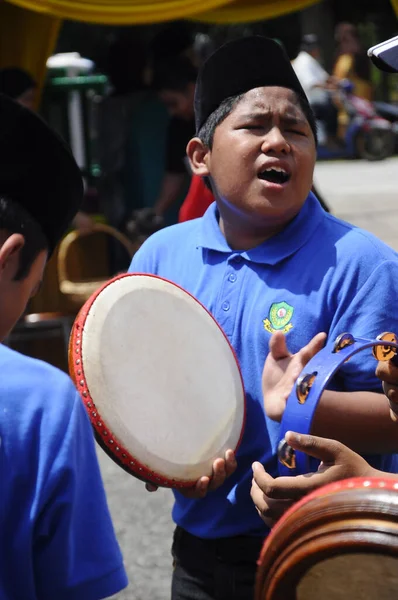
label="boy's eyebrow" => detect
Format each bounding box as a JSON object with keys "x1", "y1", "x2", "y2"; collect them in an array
[
  {"x1": 281, "y1": 115, "x2": 308, "y2": 126},
  {"x1": 239, "y1": 111, "x2": 272, "y2": 120},
  {"x1": 238, "y1": 111, "x2": 308, "y2": 126}
]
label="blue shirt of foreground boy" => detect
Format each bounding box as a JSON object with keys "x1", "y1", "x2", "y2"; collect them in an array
[
  {"x1": 0, "y1": 345, "x2": 128, "y2": 600},
  {"x1": 129, "y1": 192, "x2": 398, "y2": 539}
]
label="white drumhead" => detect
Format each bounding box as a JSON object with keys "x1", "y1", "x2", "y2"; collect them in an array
[{"x1": 81, "y1": 275, "x2": 245, "y2": 483}]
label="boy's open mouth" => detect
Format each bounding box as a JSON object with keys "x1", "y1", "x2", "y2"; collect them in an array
[{"x1": 258, "y1": 167, "x2": 291, "y2": 185}]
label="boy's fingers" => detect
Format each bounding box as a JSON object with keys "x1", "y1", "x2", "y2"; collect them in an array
[
  {"x1": 252, "y1": 459, "x2": 321, "y2": 500},
  {"x1": 208, "y1": 459, "x2": 227, "y2": 491},
  {"x1": 376, "y1": 360, "x2": 398, "y2": 385},
  {"x1": 284, "y1": 431, "x2": 344, "y2": 464},
  {"x1": 298, "y1": 332, "x2": 327, "y2": 365},
  {"x1": 252, "y1": 462, "x2": 275, "y2": 490},
  {"x1": 269, "y1": 331, "x2": 290, "y2": 360},
  {"x1": 225, "y1": 450, "x2": 237, "y2": 477}
]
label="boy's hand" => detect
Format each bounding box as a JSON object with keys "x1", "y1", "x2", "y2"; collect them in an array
[
  {"x1": 262, "y1": 332, "x2": 327, "y2": 422},
  {"x1": 145, "y1": 450, "x2": 237, "y2": 498},
  {"x1": 375, "y1": 359, "x2": 398, "y2": 422},
  {"x1": 251, "y1": 431, "x2": 377, "y2": 527}
]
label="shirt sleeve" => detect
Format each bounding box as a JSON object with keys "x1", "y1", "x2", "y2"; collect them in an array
[
  {"x1": 33, "y1": 390, "x2": 128, "y2": 600},
  {"x1": 328, "y1": 259, "x2": 398, "y2": 392}
]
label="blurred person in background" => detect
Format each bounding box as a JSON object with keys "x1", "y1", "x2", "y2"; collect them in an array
[
  {"x1": 333, "y1": 22, "x2": 373, "y2": 101},
  {"x1": 292, "y1": 34, "x2": 340, "y2": 151},
  {"x1": 152, "y1": 55, "x2": 216, "y2": 225},
  {"x1": 74, "y1": 37, "x2": 171, "y2": 270},
  {"x1": 151, "y1": 55, "x2": 198, "y2": 222},
  {"x1": 73, "y1": 37, "x2": 152, "y2": 242}
]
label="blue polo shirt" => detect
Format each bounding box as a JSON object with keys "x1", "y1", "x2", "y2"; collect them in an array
[
  {"x1": 0, "y1": 344, "x2": 128, "y2": 600},
  {"x1": 129, "y1": 192, "x2": 398, "y2": 539}
]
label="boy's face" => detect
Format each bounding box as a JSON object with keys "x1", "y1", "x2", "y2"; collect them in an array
[
  {"x1": 159, "y1": 83, "x2": 195, "y2": 120},
  {"x1": 194, "y1": 86, "x2": 316, "y2": 235},
  {"x1": 0, "y1": 240, "x2": 47, "y2": 341}
]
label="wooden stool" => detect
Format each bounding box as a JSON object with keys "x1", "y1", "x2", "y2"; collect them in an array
[{"x1": 256, "y1": 477, "x2": 398, "y2": 600}]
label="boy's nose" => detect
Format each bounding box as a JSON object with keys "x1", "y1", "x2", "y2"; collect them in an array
[{"x1": 261, "y1": 128, "x2": 290, "y2": 154}]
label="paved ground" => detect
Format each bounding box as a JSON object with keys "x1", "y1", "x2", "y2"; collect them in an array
[
  {"x1": 314, "y1": 157, "x2": 398, "y2": 250},
  {"x1": 103, "y1": 157, "x2": 398, "y2": 600},
  {"x1": 103, "y1": 447, "x2": 175, "y2": 600}
]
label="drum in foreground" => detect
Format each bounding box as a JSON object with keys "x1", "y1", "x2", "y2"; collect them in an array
[
  {"x1": 256, "y1": 477, "x2": 398, "y2": 600},
  {"x1": 278, "y1": 332, "x2": 398, "y2": 476},
  {"x1": 69, "y1": 273, "x2": 245, "y2": 488}
]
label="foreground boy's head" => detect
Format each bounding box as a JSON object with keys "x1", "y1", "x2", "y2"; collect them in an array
[
  {"x1": 0, "y1": 94, "x2": 83, "y2": 340},
  {"x1": 187, "y1": 36, "x2": 318, "y2": 245}
]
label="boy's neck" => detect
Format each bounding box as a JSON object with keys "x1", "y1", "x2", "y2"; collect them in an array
[{"x1": 218, "y1": 214, "x2": 290, "y2": 251}]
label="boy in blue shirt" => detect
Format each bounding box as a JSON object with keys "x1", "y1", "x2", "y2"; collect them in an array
[
  {"x1": 0, "y1": 94, "x2": 128, "y2": 599},
  {"x1": 252, "y1": 33, "x2": 398, "y2": 525},
  {"x1": 129, "y1": 37, "x2": 398, "y2": 600}
]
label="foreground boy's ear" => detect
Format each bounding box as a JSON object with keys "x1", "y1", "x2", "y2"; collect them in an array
[
  {"x1": 186, "y1": 137, "x2": 211, "y2": 177},
  {"x1": 0, "y1": 233, "x2": 25, "y2": 278}
]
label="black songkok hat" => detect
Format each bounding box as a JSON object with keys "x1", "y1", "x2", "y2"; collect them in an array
[
  {"x1": 0, "y1": 94, "x2": 83, "y2": 255},
  {"x1": 195, "y1": 36, "x2": 309, "y2": 133}
]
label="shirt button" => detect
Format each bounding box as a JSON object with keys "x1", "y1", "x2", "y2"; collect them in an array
[
  {"x1": 228, "y1": 273, "x2": 237, "y2": 283},
  {"x1": 222, "y1": 301, "x2": 230, "y2": 311}
]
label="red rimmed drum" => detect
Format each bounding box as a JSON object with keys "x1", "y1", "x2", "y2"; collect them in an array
[
  {"x1": 69, "y1": 273, "x2": 245, "y2": 489},
  {"x1": 256, "y1": 477, "x2": 398, "y2": 600}
]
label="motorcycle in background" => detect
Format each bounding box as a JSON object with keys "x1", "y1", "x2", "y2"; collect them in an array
[
  {"x1": 373, "y1": 100, "x2": 398, "y2": 153},
  {"x1": 317, "y1": 80, "x2": 396, "y2": 161}
]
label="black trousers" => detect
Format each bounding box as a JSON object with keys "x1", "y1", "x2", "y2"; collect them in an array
[{"x1": 171, "y1": 526, "x2": 265, "y2": 600}]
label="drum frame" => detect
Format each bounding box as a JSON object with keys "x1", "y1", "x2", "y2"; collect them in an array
[
  {"x1": 69, "y1": 273, "x2": 246, "y2": 488},
  {"x1": 255, "y1": 477, "x2": 398, "y2": 600}
]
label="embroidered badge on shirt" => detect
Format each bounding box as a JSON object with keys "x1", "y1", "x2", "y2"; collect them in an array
[{"x1": 263, "y1": 301, "x2": 294, "y2": 333}]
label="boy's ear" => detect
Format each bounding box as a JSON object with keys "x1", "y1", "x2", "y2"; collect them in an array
[
  {"x1": 186, "y1": 137, "x2": 211, "y2": 177},
  {"x1": 0, "y1": 233, "x2": 25, "y2": 279}
]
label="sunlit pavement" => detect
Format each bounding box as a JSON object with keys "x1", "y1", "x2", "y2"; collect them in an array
[{"x1": 315, "y1": 156, "x2": 398, "y2": 251}]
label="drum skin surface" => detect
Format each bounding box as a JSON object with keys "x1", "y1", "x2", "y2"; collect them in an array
[
  {"x1": 69, "y1": 273, "x2": 246, "y2": 488},
  {"x1": 255, "y1": 477, "x2": 398, "y2": 600}
]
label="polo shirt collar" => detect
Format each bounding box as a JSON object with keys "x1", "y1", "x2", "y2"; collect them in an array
[{"x1": 196, "y1": 192, "x2": 325, "y2": 265}]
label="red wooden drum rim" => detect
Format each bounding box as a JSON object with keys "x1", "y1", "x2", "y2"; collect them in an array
[
  {"x1": 255, "y1": 477, "x2": 398, "y2": 600},
  {"x1": 69, "y1": 273, "x2": 246, "y2": 488}
]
